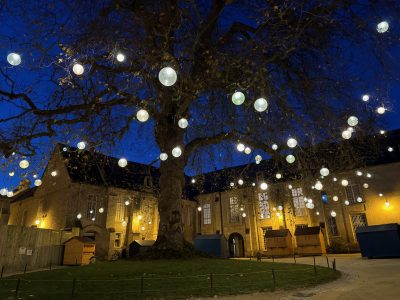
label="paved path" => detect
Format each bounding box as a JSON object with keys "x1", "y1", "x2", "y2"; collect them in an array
[{"x1": 205, "y1": 254, "x2": 400, "y2": 300}]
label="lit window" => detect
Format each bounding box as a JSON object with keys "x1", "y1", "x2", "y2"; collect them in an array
[
  {"x1": 327, "y1": 217, "x2": 339, "y2": 236},
  {"x1": 344, "y1": 181, "x2": 363, "y2": 204},
  {"x1": 262, "y1": 227, "x2": 272, "y2": 250},
  {"x1": 115, "y1": 199, "x2": 126, "y2": 221},
  {"x1": 258, "y1": 192, "x2": 271, "y2": 219},
  {"x1": 114, "y1": 233, "x2": 122, "y2": 248},
  {"x1": 229, "y1": 197, "x2": 240, "y2": 223},
  {"x1": 87, "y1": 195, "x2": 99, "y2": 219},
  {"x1": 203, "y1": 203, "x2": 211, "y2": 225},
  {"x1": 291, "y1": 188, "x2": 306, "y2": 216}
]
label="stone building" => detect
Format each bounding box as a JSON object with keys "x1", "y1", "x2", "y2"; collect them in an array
[{"x1": 7, "y1": 145, "x2": 196, "y2": 259}]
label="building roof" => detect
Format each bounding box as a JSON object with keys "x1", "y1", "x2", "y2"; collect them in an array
[
  {"x1": 10, "y1": 187, "x2": 37, "y2": 203},
  {"x1": 131, "y1": 240, "x2": 156, "y2": 247},
  {"x1": 59, "y1": 144, "x2": 160, "y2": 192},
  {"x1": 294, "y1": 226, "x2": 321, "y2": 236},
  {"x1": 264, "y1": 229, "x2": 291, "y2": 238}
]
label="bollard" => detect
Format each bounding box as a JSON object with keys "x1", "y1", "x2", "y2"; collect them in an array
[
  {"x1": 313, "y1": 256, "x2": 317, "y2": 275},
  {"x1": 23, "y1": 263, "x2": 28, "y2": 275},
  {"x1": 271, "y1": 268, "x2": 276, "y2": 290},
  {"x1": 210, "y1": 273, "x2": 213, "y2": 294},
  {"x1": 326, "y1": 256, "x2": 329, "y2": 268},
  {"x1": 0, "y1": 265, "x2": 4, "y2": 279},
  {"x1": 15, "y1": 278, "x2": 21, "y2": 297},
  {"x1": 71, "y1": 278, "x2": 76, "y2": 297},
  {"x1": 140, "y1": 274, "x2": 144, "y2": 296}
]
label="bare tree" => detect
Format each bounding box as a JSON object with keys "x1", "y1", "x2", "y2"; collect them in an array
[{"x1": 1, "y1": 0, "x2": 399, "y2": 255}]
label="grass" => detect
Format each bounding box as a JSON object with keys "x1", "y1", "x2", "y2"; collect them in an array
[{"x1": 0, "y1": 258, "x2": 340, "y2": 299}]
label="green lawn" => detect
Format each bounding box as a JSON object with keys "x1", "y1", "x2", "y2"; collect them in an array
[{"x1": 0, "y1": 258, "x2": 339, "y2": 299}]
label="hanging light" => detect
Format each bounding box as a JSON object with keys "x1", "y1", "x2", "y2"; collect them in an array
[
  {"x1": 237, "y1": 143, "x2": 245, "y2": 152},
  {"x1": 158, "y1": 66, "x2": 177, "y2": 86},
  {"x1": 347, "y1": 116, "x2": 359, "y2": 127},
  {"x1": 51, "y1": 170, "x2": 58, "y2": 177},
  {"x1": 362, "y1": 94, "x2": 370, "y2": 102},
  {"x1": 77, "y1": 141, "x2": 86, "y2": 150},
  {"x1": 330, "y1": 211, "x2": 337, "y2": 217},
  {"x1": 242, "y1": 212, "x2": 247, "y2": 218},
  {"x1": 118, "y1": 158, "x2": 128, "y2": 168},
  {"x1": 287, "y1": 138, "x2": 297, "y2": 148},
  {"x1": 314, "y1": 181, "x2": 323, "y2": 191},
  {"x1": 72, "y1": 63, "x2": 84, "y2": 75},
  {"x1": 341, "y1": 179, "x2": 349, "y2": 186},
  {"x1": 77, "y1": 213, "x2": 82, "y2": 219},
  {"x1": 388, "y1": 147, "x2": 394, "y2": 152},
  {"x1": 231, "y1": 91, "x2": 245, "y2": 105},
  {"x1": 252, "y1": 183, "x2": 256, "y2": 186},
  {"x1": 7, "y1": 191, "x2": 13, "y2": 198},
  {"x1": 376, "y1": 106, "x2": 386, "y2": 114},
  {"x1": 286, "y1": 154, "x2": 295, "y2": 164},
  {"x1": 9, "y1": 171, "x2": 14, "y2": 177},
  {"x1": 356, "y1": 170, "x2": 363, "y2": 176},
  {"x1": 316, "y1": 211, "x2": 320, "y2": 216},
  {"x1": 122, "y1": 221, "x2": 127, "y2": 227},
  {"x1": 356, "y1": 197, "x2": 363, "y2": 203},
  {"x1": 342, "y1": 130, "x2": 352, "y2": 139},
  {"x1": 230, "y1": 182, "x2": 235, "y2": 187},
  {"x1": 255, "y1": 155, "x2": 262, "y2": 164},
  {"x1": 99, "y1": 207, "x2": 104, "y2": 213},
  {"x1": 191, "y1": 178, "x2": 196, "y2": 184},
  {"x1": 306, "y1": 202, "x2": 314, "y2": 209},
  {"x1": 275, "y1": 173, "x2": 282, "y2": 179},
  {"x1": 178, "y1": 118, "x2": 188, "y2": 129},
  {"x1": 366, "y1": 173, "x2": 372, "y2": 178},
  {"x1": 0, "y1": 188, "x2": 7, "y2": 196},
  {"x1": 254, "y1": 98, "x2": 268, "y2": 112},
  {"x1": 260, "y1": 182, "x2": 268, "y2": 190},
  {"x1": 333, "y1": 196, "x2": 339, "y2": 201},
  {"x1": 197, "y1": 206, "x2": 202, "y2": 212},
  {"x1": 385, "y1": 200, "x2": 390, "y2": 207},
  {"x1": 160, "y1": 153, "x2": 168, "y2": 161},
  {"x1": 125, "y1": 200, "x2": 130, "y2": 206},
  {"x1": 380, "y1": 130, "x2": 386, "y2": 135},
  {"x1": 320, "y1": 167, "x2": 329, "y2": 177},
  {"x1": 7, "y1": 53, "x2": 22, "y2": 66},
  {"x1": 271, "y1": 144, "x2": 278, "y2": 150},
  {"x1": 136, "y1": 109, "x2": 149, "y2": 122},
  {"x1": 172, "y1": 146, "x2": 182, "y2": 157},
  {"x1": 244, "y1": 147, "x2": 251, "y2": 154},
  {"x1": 288, "y1": 184, "x2": 293, "y2": 189},
  {"x1": 34, "y1": 179, "x2": 42, "y2": 187},
  {"x1": 19, "y1": 159, "x2": 29, "y2": 169},
  {"x1": 363, "y1": 183, "x2": 369, "y2": 189},
  {"x1": 238, "y1": 179, "x2": 244, "y2": 186},
  {"x1": 116, "y1": 52, "x2": 125, "y2": 62},
  {"x1": 333, "y1": 177, "x2": 337, "y2": 182},
  {"x1": 376, "y1": 21, "x2": 389, "y2": 33},
  {"x1": 35, "y1": 219, "x2": 40, "y2": 225},
  {"x1": 344, "y1": 200, "x2": 350, "y2": 206}
]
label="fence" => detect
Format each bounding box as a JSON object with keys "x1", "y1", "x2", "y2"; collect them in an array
[{"x1": 0, "y1": 259, "x2": 337, "y2": 299}]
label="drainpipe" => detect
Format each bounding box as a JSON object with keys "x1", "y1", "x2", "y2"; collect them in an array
[{"x1": 219, "y1": 191, "x2": 224, "y2": 235}]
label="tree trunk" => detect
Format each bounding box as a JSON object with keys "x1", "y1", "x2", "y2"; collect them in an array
[{"x1": 152, "y1": 109, "x2": 192, "y2": 257}]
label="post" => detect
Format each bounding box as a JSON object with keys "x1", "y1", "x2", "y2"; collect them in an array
[
  {"x1": 313, "y1": 256, "x2": 317, "y2": 275},
  {"x1": 23, "y1": 264, "x2": 27, "y2": 275},
  {"x1": 15, "y1": 278, "x2": 21, "y2": 297},
  {"x1": 210, "y1": 273, "x2": 213, "y2": 294},
  {"x1": 271, "y1": 268, "x2": 276, "y2": 290},
  {"x1": 71, "y1": 278, "x2": 76, "y2": 297},
  {"x1": 333, "y1": 258, "x2": 336, "y2": 271},
  {"x1": 326, "y1": 256, "x2": 329, "y2": 268},
  {"x1": 140, "y1": 274, "x2": 144, "y2": 296},
  {"x1": 293, "y1": 253, "x2": 296, "y2": 264},
  {"x1": 0, "y1": 265, "x2": 4, "y2": 278}
]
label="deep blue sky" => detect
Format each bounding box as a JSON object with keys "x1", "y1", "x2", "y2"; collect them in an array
[{"x1": 1, "y1": 2, "x2": 400, "y2": 191}]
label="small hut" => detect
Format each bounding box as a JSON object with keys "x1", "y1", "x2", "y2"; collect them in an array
[
  {"x1": 264, "y1": 229, "x2": 293, "y2": 257},
  {"x1": 63, "y1": 237, "x2": 96, "y2": 265},
  {"x1": 295, "y1": 226, "x2": 326, "y2": 256},
  {"x1": 129, "y1": 240, "x2": 155, "y2": 256},
  {"x1": 194, "y1": 234, "x2": 229, "y2": 258}
]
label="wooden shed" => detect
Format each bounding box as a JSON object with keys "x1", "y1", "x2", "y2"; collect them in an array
[
  {"x1": 295, "y1": 226, "x2": 326, "y2": 256},
  {"x1": 63, "y1": 237, "x2": 96, "y2": 265},
  {"x1": 264, "y1": 229, "x2": 293, "y2": 257},
  {"x1": 129, "y1": 240, "x2": 155, "y2": 256}
]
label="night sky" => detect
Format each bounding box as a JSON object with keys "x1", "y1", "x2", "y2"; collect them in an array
[{"x1": 1, "y1": 2, "x2": 400, "y2": 191}]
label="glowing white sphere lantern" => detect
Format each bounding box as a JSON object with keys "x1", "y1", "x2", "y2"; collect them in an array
[
  {"x1": 34, "y1": 179, "x2": 42, "y2": 187},
  {"x1": 255, "y1": 155, "x2": 262, "y2": 164},
  {"x1": 172, "y1": 146, "x2": 182, "y2": 157},
  {"x1": 19, "y1": 159, "x2": 29, "y2": 169},
  {"x1": 315, "y1": 181, "x2": 323, "y2": 191},
  {"x1": 363, "y1": 183, "x2": 369, "y2": 189},
  {"x1": 347, "y1": 116, "x2": 358, "y2": 127},
  {"x1": 320, "y1": 167, "x2": 329, "y2": 177},
  {"x1": 362, "y1": 94, "x2": 370, "y2": 102},
  {"x1": 287, "y1": 138, "x2": 297, "y2": 148},
  {"x1": 231, "y1": 91, "x2": 245, "y2": 105},
  {"x1": 260, "y1": 182, "x2": 268, "y2": 190},
  {"x1": 272, "y1": 144, "x2": 278, "y2": 150},
  {"x1": 158, "y1": 67, "x2": 177, "y2": 86},
  {"x1": 341, "y1": 179, "x2": 349, "y2": 187},
  {"x1": 344, "y1": 200, "x2": 350, "y2": 206},
  {"x1": 356, "y1": 170, "x2": 363, "y2": 176},
  {"x1": 77, "y1": 213, "x2": 82, "y2": 219},
  {"x1": 9, "y1": 171, "x2": 14, "y2": 177},
  {"x1": 342, "y1": 130, "x2": 352, "y2": 139},
  {"x1": 244, "y1": 147, "x2": 251, "y2": 154},
  {"x1": 376, "y1": 106, "x2": 386, "y2": 114},
  {"x1": 286, "y1": 154, "x2": 295, "y2": 164},
  {"x1": 160, "y1": 153, "x2": 168, "y2": 161},
  {"x1": 51, "y1": 170, "x2": 58, "y2": 177},
  {"x1": 238, "y1": 179, "x2": 244, "y2": 185},
  {"x1": 7, "y1": 53, "x2": 21, "y2": 66},
  {"x1": 388, "y1": 147, "x2": 394, "y2": 152},
  {"x1": 116, "y1": 53, "x2": 125, "y2": 62},
  {"x1": 0, "y1": 188, "x2": 7, "y2": 196},
  {"x1": 376, "y1": 21, "x2": 389, "y2": 33},
  {"x1": 72, "y1": 63, "x2": 84, "y2": 75},
  {"x1": 99, "y1": 207, "x2": 104, "y2": 213},
  {"x1": 333, "y1": 196, "x2": 339, "y2": 201},
  {"x1": 77, "y1": 141, "x2": 86, "y2": 150},
  {"x1": 356, "y1": 197, "x2": 363, "y2": 203},
  {"x1": 7, "y1": 191, "x2": 13, "y2": 198},
  {"x1": 306, "y1": 202, "x2": 315, "y2": 209},
  {"x1": 237, "y1": 143, "x2": 245, "y2": 152},
  {"x1": 254, "y1": 98, "x2": 268, "y2": 112},
  {"x1": 118, "y1": 158, "x2": 128, "y2": 168},
  {"x1": 136, "y1": 109, "x2": 149, "y2": 122},
  {"x1": 178, "y1": 118, "x2": 188, "y2": 129},
  {"x1": 330, "y1": 211, "x2": 337, "y2": 218},
  {"x1": 276, "y1": 173, "x2": 282, "y2": 179}
]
